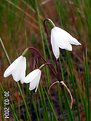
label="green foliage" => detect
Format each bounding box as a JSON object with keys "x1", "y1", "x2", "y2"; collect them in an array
[{"x1": 0, "y1": 0, "x2": 91, "y2": 121}]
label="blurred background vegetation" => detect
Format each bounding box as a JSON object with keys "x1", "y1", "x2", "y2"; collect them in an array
[{"x1": 0, "y1": 0, "x2": 91, "y2": 121}]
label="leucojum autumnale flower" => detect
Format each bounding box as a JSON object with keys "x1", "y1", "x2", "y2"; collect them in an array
[
  {"x1": 23, "y1": 69, "x2": 41, "y2": 92},
  {"x1": 3, "y1": 18, "x2": 81, "y2": 109},
  {"x1": 3, "y1": 55, "x2": 42, "y2": 92},
  {"x1": 4, "y1": 55, "x2": 26, "y2": 84},
  {"x1": 3, "y1": 48, "x2": 43, "y2": 92},
  {"x1": 44, "y1": 18, "x2": 81, "y2": 59}
]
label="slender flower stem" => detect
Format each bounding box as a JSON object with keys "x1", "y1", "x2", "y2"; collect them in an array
[
  {"x1": 39, "y1": 63, "x2": 47, "y2": 69},
  {"x1": 60, "y1": 81, "x2": 73, "y2": 109},
  {"x1": 39, "y1": 62, "x2": 55, "y2": 70},
  {"x1": 48, "y1": 81, "x2": 59, "y2": 93},
  {"x1": 29, "y1": 47, "x2": 58, "y2": 79},
  {"x1": 48, "y1": 80, "x2": 73, "y2": 109},
  {"x1": 22, "y1": 47, "x2": 58, "y2": 79},
  {"x1": 0, "y1": 38, "x2": 11, "y2": 64},
  {"x1": 0, "y1": 38, "x2": 31, "y2": 120},
  {"x1": 28, "y1": 47, "x2": 46, "y2": 62},
  {"x1": 43, "y1": 18, "x2": 55, "y2": 41},
  {"x1": 44, "y1": 18, "x2": 55, "y2": 28},
  {"x1": 55, "y1": 59, "x2": 62, "y2": 81},
  {"x1": 22, "y1": 48, "x2": 29, "y2": 56}
]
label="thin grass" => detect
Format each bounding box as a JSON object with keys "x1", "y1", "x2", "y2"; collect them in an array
[{"x1": 0, "y1": 0, "x2": 91, "y2": 121}]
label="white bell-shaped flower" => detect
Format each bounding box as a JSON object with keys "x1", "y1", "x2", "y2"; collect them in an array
[
  {"x1": 4, "y1": 56, "x2": 26, "y2": 84},
  {"x1": 23, "y1": 69, "x2": 41, "y2": 92},
  {"x1": 51, "y1": 26, "x2": 81, "y2": 59}
]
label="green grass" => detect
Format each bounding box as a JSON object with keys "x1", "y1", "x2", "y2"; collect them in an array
[{"x1": 0, "y1": 0, "x2": 91, "y2": 121}]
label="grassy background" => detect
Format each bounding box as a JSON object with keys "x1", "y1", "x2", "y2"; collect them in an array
[{"x1": 0, "y1": 0, "x2": 91, "y2": 121}]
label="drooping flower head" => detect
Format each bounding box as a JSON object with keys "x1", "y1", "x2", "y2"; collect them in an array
[
  {"x1": 44, "y1": 18, "x2": 81, "y2": 59},
  {"x1": 4, "y1": 56, "x2": 26, "y2": 84},
  {"x1": 23, "y1": 69, "x2": 41, "y2": 92},
  {"x1": 23, "y1": 63, "x2": 52, "y2": 92}
]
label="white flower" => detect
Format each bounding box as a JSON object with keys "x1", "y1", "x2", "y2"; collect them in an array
[
  {"x1": 4, "y1": 56, "x2": 26, "y2": 84},
  {"x1": 51, "y1": 26, "x2": 81, "y2": 59},
  {"x1": 23, "y1": 69, "x2": 41, "y2": 92}
]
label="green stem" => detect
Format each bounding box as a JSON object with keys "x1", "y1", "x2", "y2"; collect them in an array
[
  {"x1": 0, "y1": 38, "x2": 31, "y2": 120},
  {"x1": 0, "y1": 38, "x2": 11, "y2": 64}
]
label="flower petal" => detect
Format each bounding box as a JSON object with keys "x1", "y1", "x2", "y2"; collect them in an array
[
  {"x1": 56, "y1": 26, "x2": 81, "y2": 45},
  {"x1": 29, "y1": 70, "x2": 41, "y2": 91},
  {"x1": 4, "y1": 56, "x2": 23, "y2": 77},
  {"x1": 52, "y1": 27, "x2": 72, "y2": 51},
  {"x1": 65, "y1": 43, "x2": 72, "y2": 51},
  {"x1": 19, "y1": 57, "x2": 26, "y2": 84},
  {"x1": 68, "y1": 37, "x2": 81, "y2": 45},
  {"x1": 24, "y1": 69, "x2": 41, "y2": 83},
  {"x1": 51, "y1": 28, "x2": 60, "y2": 59},
  {"x1": 11, "y1": 56, "x2": 26, "y2": 82},
  {"x1": 12, "y1": 67, "x2": 20, "y2": 81},
  {"x1": 35, "y1": 83, "x2": 39, "y2": 92}
]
